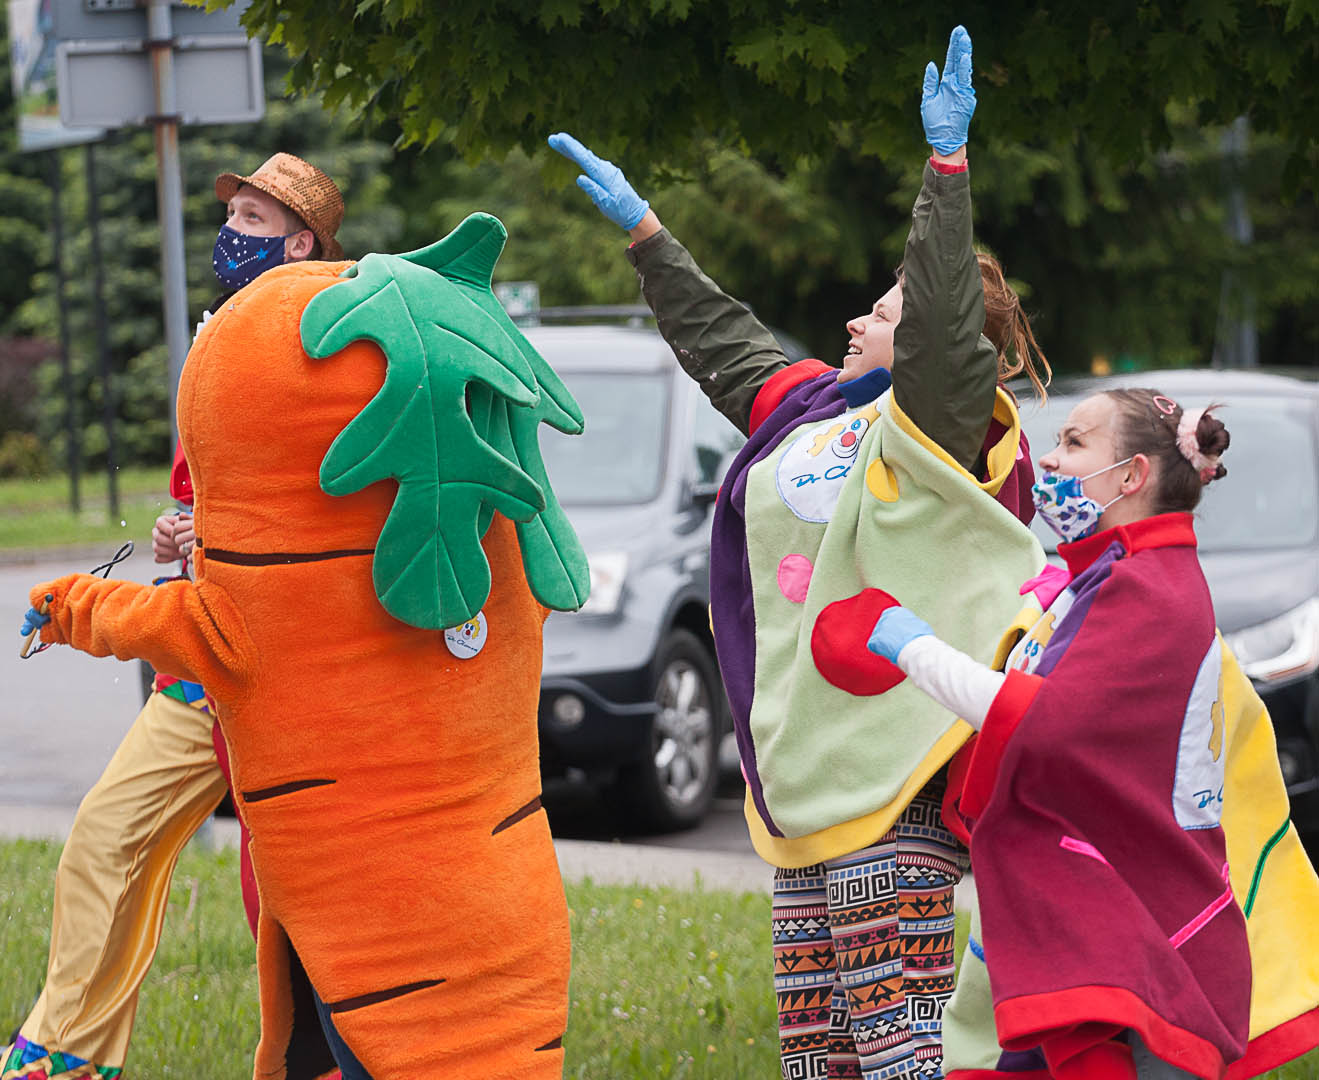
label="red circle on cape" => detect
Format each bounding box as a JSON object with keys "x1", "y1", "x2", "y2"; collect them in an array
[{"x1": 810, "y1": 588, "x2": 907, "y2": 696}]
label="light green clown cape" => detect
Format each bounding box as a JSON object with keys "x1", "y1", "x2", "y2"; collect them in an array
[{"x1": 741, "y1": 388, "x2": 1044, "y2": 867}]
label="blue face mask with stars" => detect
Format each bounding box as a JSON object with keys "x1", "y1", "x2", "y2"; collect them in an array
[{"x1": 212, "y1": 224, "x2": 293, "y2": 289}]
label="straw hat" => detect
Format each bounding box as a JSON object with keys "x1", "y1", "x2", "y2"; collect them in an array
[{"x1": 215, "y1": 152, "x2": 345, "y2": 260}]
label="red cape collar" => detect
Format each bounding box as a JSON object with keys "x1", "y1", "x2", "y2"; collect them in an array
[{"x1": 1058, "y1": 512, "x2": 1197, "y2": 576}]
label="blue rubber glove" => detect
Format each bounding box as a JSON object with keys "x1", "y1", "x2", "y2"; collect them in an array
[
  {"x1": 921, "y1": 25, "x2": 976, "y2": 155},
  {"x1": 548, "y1": 132, "x2": 650, "y2": 230},
  {"x1": 867, "y1": 606, "x2": 934, "y2": 664},
  {"x1": 20, "y1": 604, "x2": 50, "y2": 637}
]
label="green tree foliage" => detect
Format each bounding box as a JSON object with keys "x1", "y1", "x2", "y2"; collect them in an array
[
  {"x1": 226, "y1": 0, "x2": 1319, "y2": 373},
  {"x1": 388, "y1": 120, "x2": 1319, "y2": 374},
  {"x1": 0, "y1": 31, "x2": 46, "y2": 336},
  {"x1": 228, "y1": 0, "x2": 1319, "y2": 176},
  {"x1": 963, "y1": 116, "x2": 1319, "y2": 372},
  {"x1": 0, "y1": 21, "x2": 57, "y2": 460}
]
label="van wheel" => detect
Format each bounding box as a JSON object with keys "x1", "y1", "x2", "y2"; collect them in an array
[{"x1": 614, "y1": 629, "x2": 721, "y2": 832}]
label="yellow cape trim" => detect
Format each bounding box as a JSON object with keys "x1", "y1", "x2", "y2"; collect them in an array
[
  {"x1": 889, "y1": 387, "x2": 1021, "y2": 498},
  {"x1": 745, "y1": 720, "x2": 974, "y2": 869},
  {"x1": 991, "y1": 602, "x2": 1045, "y2": 671}
]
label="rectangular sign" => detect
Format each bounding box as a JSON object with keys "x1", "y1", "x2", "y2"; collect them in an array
[
  {"x1": 53, "y1": 0, "x2": 251, "y2": 40},
  {"x1": 55, "y1": 35, "x2": 264, "y2": 128},
  {"x1": 6, "y1": 0, "x2": 104, "y2": 151}
]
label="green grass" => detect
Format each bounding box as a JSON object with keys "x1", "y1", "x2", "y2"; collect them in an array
[
  {"x1": 0, "y1": 468, "x2": 172, "y2": 551},
  {"x1": 0, "y1": 839, "x2": 779, "y2": 1079},
  {"x1": 1, "y1": 837, "x2": 1315, "y2": 1079},
  {"x1": 564, "y1": 882, "x2": 776, "y2": 1077}
]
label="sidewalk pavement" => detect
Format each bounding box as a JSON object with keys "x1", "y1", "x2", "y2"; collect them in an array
[{"x1": 0, "y1": 803, "x2": 977, "y2": 907}]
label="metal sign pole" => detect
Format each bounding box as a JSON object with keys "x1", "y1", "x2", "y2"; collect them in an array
[
  {"x1": 145, "y1": 0, "x2": 190, "y2": 456},
  {"x1": 48, "y1": 149, "x2": 82, "y2": 514},
  {"x1": 85, "y1": 140, "x2": 119, "y2": 521}
]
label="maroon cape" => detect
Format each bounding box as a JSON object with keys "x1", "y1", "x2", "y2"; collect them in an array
[{"x1": 954, "y1": 515, "x2": 1252, "y2": 1079}]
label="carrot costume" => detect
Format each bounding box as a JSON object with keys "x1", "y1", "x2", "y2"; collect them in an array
[{"x1": 28, "y1": 214, "x2": 590, "y2": 1079}]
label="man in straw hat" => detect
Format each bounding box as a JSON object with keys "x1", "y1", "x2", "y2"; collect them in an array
[
  {"x1": 212, "y1": 150, "x2": 346, "y2": 283},
  {"x1": 4, "y1": 153, "x2": 346, "y2": 1080}
]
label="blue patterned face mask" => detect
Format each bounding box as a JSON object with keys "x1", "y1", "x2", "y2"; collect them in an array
[
  {"x1": 1031, "y1": 457, "x2": 1133, "y2": 543},
  {"x1": 212, "y1": 224, "x2": 292, "y2": 289}
]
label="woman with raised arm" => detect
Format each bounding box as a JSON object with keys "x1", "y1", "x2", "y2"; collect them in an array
[{"x1": 554, "y1": 26, "x2": 1049, "y2": 1079}]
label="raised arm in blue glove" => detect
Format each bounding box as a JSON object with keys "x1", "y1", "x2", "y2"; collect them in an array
[
  {"x1": 548, "y1": 132, "x2": 651, "y2": 230},
  {"x1": 921, "y1": 25, "x2": 976, "y2": 155},
  {"x1": 867, "y1": 605, "x2": 934, "y2": 665}
]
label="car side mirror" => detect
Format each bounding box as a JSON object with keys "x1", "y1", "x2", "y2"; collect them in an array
[
  {"x1": 688, "y1": 448, "x2": 738, "y2": 508},
  {"x1": 690, "y1": 480, "x2": 720, "y2": 507}
]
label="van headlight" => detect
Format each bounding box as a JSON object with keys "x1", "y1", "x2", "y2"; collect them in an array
[
  {"x1": 1224, "y1": 597, "x2": 1319, "y2": 686},
  {"x1": 577, "y1": 552, "x2": 628, "y2": 616}
]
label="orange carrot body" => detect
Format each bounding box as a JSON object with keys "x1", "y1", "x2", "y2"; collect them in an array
[{"x1": 32, "y1": 262, "x2": 570, "y2": 1078}]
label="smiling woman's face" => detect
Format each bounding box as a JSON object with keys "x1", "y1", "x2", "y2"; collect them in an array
[{"x1": 841, "y1": 281, "x2": 903, "y2": 381}]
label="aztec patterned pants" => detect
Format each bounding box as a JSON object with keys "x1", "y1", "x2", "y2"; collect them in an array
[{"x1": 772, "y1": 782, "x2": 962, "y2": 1080}]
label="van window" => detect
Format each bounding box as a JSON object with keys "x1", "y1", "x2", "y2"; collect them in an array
[
  {"x1": 539, "y1": 372, "x2": 670, "y2": 505},
  {"x1": 690, "y1": 390, "x2": 744, "y2": 487}
]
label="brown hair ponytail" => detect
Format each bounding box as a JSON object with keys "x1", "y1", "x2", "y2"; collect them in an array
[{"x1": 977, "y1": 253, "x2": 1051, "y2": 403}]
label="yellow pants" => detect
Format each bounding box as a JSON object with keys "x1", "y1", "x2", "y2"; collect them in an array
[{"x1": 17, "y1": 690, "x2": 227, "y2": 1072}]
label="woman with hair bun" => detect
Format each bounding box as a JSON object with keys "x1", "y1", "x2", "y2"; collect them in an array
[{"x1": 866, "y1": 388, "x2": 1262, "y2": 1078}]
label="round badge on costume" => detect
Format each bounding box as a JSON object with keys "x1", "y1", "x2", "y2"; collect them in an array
[{"x1": 444, "y1": 611, "x2": 488, "y2": 660}]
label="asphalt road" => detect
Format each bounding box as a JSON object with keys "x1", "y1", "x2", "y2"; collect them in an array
[
  {"x1": 0, "y1": 549, "x2": 757, "y2": 856},
  {"x1": 0, "y1": 550, "x2": 989, "y2": 903},
  {"x1": 3, "y1": 548, "x2": 157, "y2": 808}
]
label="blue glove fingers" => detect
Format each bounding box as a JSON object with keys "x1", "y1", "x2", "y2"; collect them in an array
[
  {"x1": 551, "y1": 131, "x2": 618, "y2": 190},
  {"x1": 922, "y1": 61, "x2": 939, "y2": 105},
  {"x1": 867, "y1": 606, "x2": 934, "y2": 664},
  {"x1": 953, "y1": 26, "x2": 973, "y2": 89},
  {"x1": 548, "y1": 131, "x2": 597, "y2": 172},
  {"x1": 941, "y1": 26, "x2": 962, "y2": 84},
  {"x1": 575, "y1": 173, "x2": 611, "y2": 208}
]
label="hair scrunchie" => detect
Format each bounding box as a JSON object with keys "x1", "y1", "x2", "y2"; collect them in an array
[{"x1": 1175, "y1": 407, "x2": 1221, "y2": 484}]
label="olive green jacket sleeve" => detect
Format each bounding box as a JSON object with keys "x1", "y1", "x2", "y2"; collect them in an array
[
  {"x1": 891, "y1": 162, "x2": 999, "y2": 473},
  {"x1": 625, "y1": 229, "x2": 790, "y2": 436}
]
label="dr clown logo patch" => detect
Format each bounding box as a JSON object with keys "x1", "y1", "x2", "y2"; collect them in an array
[{"x1": 774, "y1": 404, "x2": 880, "y2": 523}]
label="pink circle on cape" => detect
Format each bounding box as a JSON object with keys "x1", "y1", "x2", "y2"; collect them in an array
[{"x1": 777, "y1": 554, "x2": 814, "y2": 603}]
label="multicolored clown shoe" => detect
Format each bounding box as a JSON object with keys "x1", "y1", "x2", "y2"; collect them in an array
[
  {"x1": 1, "y1": 1037, "x2": 122, "y2": 1080},
  {"x1": 24, "y1": 213, "x2": 590, "y2": 1079}
]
